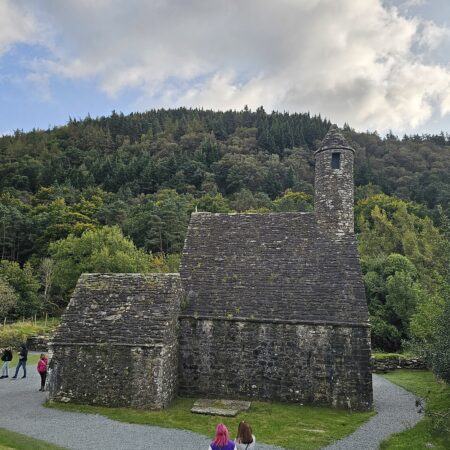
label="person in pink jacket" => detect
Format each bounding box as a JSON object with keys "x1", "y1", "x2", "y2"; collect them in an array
[{"x1": 37, "y1": 353, "x2": 48, "y2": 391}]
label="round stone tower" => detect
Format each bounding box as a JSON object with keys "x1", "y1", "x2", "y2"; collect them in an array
[{"x1": 314, "y1": 126, "x2": 355, "y2": 237}]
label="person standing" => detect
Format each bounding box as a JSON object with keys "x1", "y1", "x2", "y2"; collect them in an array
[
  {"x1": 37, "y1": 353, "x2": 48, "y2": 391},
  {"x1": 0, "y1": 347, "x2": 13, "y2": 378},
  {"x1": 12, "y1": 344, "x2": 28, "y2": 379},
  {"x1": 208, "y1": 423, "x2": 236, "y2": 450},
  {"x1": 235, "y1": 421, "x2": 256, "y2": 450}
]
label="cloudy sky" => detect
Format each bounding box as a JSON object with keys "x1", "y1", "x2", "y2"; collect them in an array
[{"x1": 1, "y1": 0, "x2": 449, "y2": 135}]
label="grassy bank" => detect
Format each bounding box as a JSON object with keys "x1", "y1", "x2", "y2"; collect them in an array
[
  {"x1": 0, "y1": 319, "x2": 59, "y2": 348},
  {"x1": 2, "y1": 353, "x2": 41, "y2": 368},
  {"x1": 48, "y1": 397, "x2": 374, "y2": 450},
  {"x1": 0, "y1": 428, "x2": 65, "y2": 450},
  {"x1": 380, "y1": 370, "x2": 450, "y2": 449}
]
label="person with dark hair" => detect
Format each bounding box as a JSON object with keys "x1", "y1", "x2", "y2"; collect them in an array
[
  {"x1": 235, "y1": 421, "x2": 256, "y2": 450},
  {"x1": 11, "y1": 344, "x2": 28, "y2": 379},
  {"x1": 37, "y1": 353, "x2": 48, "y2": 391},
  {"x1": 208, "y1": 423, "x2": 236, "y2": 450},
  {"x1": 0, "y1": 347, "x2": 13, "y2": 378}
]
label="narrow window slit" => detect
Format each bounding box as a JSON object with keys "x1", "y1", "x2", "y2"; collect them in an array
[{"x1": 331, "y1": 152, "x2": 341, "y2": 169}]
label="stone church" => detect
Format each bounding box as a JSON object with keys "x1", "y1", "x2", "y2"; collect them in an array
[{"x1": 48, "y1": 127, "x2": 373, "y2": 411}]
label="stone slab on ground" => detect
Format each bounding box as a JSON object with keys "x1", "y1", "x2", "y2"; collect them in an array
[{"x1": 191, "y1": 399, "x2": 251, "y2": 416}]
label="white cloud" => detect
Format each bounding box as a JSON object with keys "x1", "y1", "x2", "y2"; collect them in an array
[
  {"x1": 17, "y1": 0, "x2": 450, "y2": 132},
  {"x1": 417, "y1": 20, "x2": 450, "y2": 50},
  {"x1": 398, "y1": 0, "x2": 428, "y2": 8},
  {"x1": 0, "y1": 0, "x2": 36, "y2": 55}
]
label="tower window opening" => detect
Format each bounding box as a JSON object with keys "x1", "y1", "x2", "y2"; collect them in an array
[{"x1": 331, "y1": 152, "x2": 341, "y2": 169}]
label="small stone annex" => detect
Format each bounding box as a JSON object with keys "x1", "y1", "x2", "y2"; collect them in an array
[
  {"x1": 49, "y1": 126, "x2": 373, "y2": 411},
  {"x1": 49, "y1": 273, "x2": 182, "y2": 409}
]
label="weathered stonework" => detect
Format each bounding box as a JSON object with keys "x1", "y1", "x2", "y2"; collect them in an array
[
  {"x1": 314, "y1": 126, "x2": 355, "y2": 237},
  {"x1": 48, "y1": 273, "x2": 181, "y2": 409},
  {"x1": 179, "y1": 127, "x2": 373, "y2": 410},
  {"x1": 179, "y1": 319, "x2": 372, "y2": 409},
  {"x1": 372, "y1": 356, "x2": 427, "y2": 373}
]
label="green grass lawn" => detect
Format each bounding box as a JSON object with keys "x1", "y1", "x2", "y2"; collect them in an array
[
  {"x1": 48, "y1": 397, "x2": 374, "y2": 450},
  {"x1": 380, "y1": 370, "x2": 450, "y2": 449},
  {"x1": 9, "y1": 352, "x2": 40, "y2": 368},
  {"x1": 0, "y1": 319, "x2": 59, "y2": 349},
  {"x1": 372, "y1": 352, "x2": 404, "y2": 360},
  {"x1": 0, "y1": 428, "x2": 65, "y2": 450}
]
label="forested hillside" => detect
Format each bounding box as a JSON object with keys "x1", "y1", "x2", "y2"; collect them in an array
[{"x1": 0, "y1": 107, "x2": 449, "y2": 378}]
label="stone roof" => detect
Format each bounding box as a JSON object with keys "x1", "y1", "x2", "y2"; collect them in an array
[
  {"x1": 180, "y1": 213, "x2": 368, "y2": 325},
  {"x1": 52, "y1": 273, "x2": 182, "y2": 345},
  {"x1": 315, "y1": 126, "x2": 355, "y2": 154}
]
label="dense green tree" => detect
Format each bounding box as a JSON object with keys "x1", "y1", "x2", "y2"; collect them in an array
[
  {"x1": 0, "y1": 108, "x2": 449, "y2": 363},
  {"x1": 362, "y1": 253, "x2": 423, "y2": 350},
  {"x1": 0, "y1": 260, "x2": 40, "y2": 318},
  {"x1": 230, "y1": 189, "x2": 271, "y2": 212},
  {"x1": 357, "y1": 195, "x2": 449, "y2": 351},
  {"x1": 0, "y1": 277, "x2": 18, "y2": 318},
  {"x1": 272, "y1": 191, "x2": 313, "y2": 212},
  {"x1": 356, "y1": 195, "x2": 449, "y2": 287},
  {"x1": 124, "y1": 189, "x2": 191, "y2": 253},
  {"x1": 0, "y1": 193, "x2": 31, "y2": 262},
  {"x1": 49, "y1": 226, "x2": 153, "y2": 300},
  {"x1": 195, "y1": 194, "x2": 231, "y2": 213}
]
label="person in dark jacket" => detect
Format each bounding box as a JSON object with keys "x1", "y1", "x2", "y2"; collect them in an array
[
  {"x1": 12, "y1": 344, "x2": 28, "y2": 379},
  {"x1": 1, "y1": 347, "x2": 13, "y2": 378}
]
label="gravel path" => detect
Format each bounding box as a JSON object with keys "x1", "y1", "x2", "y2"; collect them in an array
[
  {"x1": 0, "y1": 360, "x2": 280, "y2": 450},
  {"x1": 322, "y1": 374, "x2": 424, "y2": 450},
  {"x1": 0, "y1": 362, "x2": 422, "y2": 450}
]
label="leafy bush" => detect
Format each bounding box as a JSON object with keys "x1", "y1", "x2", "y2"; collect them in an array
[{"x1": 370, "y1": 315, "x2": 402, "y2": 352}]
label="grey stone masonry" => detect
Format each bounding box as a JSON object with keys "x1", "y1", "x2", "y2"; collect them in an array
[
  {"x1": 180, "y1": 213, "x2": 367, "y2": 324},
  {"x1": 314, "y1": 126, "x2": 355, "y2": 237},
  {"x1": 179, "y1": 126, "x2": 372, "y2": 410},
  {"x1": 179, "y1": 319, "x2": 372, "y2": 410},
  {"x1": 48, "y1": 273, "x2": 182, "y2": 409},
  {"x1": 372, "y1": 355, "x2": 427, "y2": 373}
]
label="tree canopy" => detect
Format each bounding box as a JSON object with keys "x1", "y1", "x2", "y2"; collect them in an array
[{"x1": 0, "y1": 108, "x2": 449, "y2": 380}]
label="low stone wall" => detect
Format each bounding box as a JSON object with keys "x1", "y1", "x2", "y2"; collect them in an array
[
  {"x1": 372, "y1": 356, "x2": 427, "y2": 373},
  {"x1": 26, "y1": 335, "x2": 51, "y2": 352},
  {"x1": 179, "y1": 317, "x2": 373, "y2": 410}
]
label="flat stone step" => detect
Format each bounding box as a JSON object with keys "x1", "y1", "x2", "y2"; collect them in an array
[{"x1": 191, "y1": 399, "x2": 251, "y2": 417}]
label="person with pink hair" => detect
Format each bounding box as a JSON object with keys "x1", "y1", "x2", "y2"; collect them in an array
[{"x1": 208, "y1": 423, "x2": 236, "y2": 450}]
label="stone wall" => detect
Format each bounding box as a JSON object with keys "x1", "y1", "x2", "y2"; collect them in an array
[
  {"x1": 179, "y1": 317, "x2": 372, "y2": 410},
  {"x1": 372, "y1": 356, "x2": 427, "y2": 373},
  {"x1": 26, "y1": 334, "x2": 51, "y2": 352},
  {"x1": 48, "y1": 273, "x2": 181, "y2": 409}
]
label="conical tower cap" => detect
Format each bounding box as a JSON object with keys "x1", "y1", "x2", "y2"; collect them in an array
[{"x1": 314, "y1": 125, "x2": 355, "y2": 155}]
